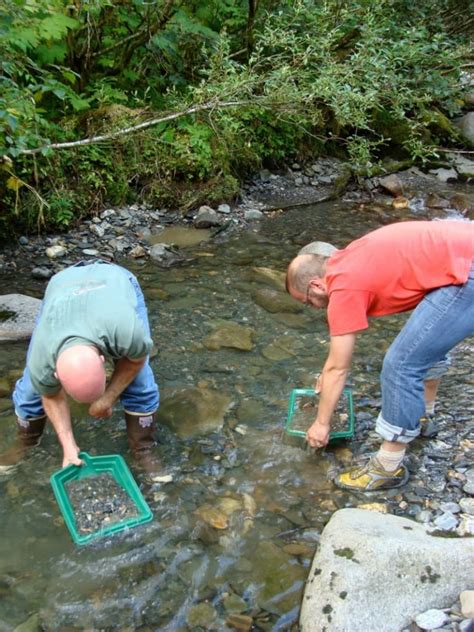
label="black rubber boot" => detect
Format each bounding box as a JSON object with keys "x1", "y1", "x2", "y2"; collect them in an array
[
  {"x1": 0, "y1": 416, "x2": 47, "y2": 472},
  {"x1": 124, "y1": 411, "x2": 162, "y2": 477}
]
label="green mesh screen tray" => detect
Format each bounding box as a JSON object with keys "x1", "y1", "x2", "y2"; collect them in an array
[
  {"x1": 50, "y1": 451, "x2": 153, "y2": 545},
  {"x1": 285, "y1": 388, "x2": 355, "y2": 442}
]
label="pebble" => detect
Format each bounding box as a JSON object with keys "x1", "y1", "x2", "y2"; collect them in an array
[
  {"x1": 461, "y1": 591, "x2": 474, "y2": 619},
  {"x1": 45, "y1": 245, "x2": 66, "y2": 258},
  {"x1": 459, "y1": 498, "x2": 474, "y2": 515},
  {"x1": 415, "y1": 609, "x2": 450, "y2": 630},
  {"x1": 440, "y1": 501, "x2": 461, "y2": 514}
]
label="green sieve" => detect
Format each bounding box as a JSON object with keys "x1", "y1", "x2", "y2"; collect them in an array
[
  {"x1": 285, "y1": 387, "x2": 355, "y2": 442},
  {"x1": 50, "y1": 451, "x2": 153, "y2": 546}
]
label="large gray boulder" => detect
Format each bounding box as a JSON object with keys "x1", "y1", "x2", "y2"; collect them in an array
[
  {"x1": 298, "y1": 241, "x2": 337, "y2": 257},
  {"x1": 300, "y1": 508, "x2": 474, "y2": 632},
  {"x1": 0, "y1": 294, "x2": 41, "y2": 342}
]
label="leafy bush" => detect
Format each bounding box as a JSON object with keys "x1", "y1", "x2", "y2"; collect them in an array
[{"x1": 0, "y1": 0, "x2": 469, "y2": 236}]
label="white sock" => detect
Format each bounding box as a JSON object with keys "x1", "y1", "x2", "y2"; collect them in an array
[
  {"x1": 425, "y1": 401, "x2": 435, "y2": 416},
  {"x1": 376, "y1": 446, "x2": 406, "y2": 472}
]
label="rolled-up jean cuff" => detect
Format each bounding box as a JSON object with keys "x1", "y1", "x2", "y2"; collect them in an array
[
  {"x1": 123, "y1": 408, "x2": 157, "y2": 416},
  {"x1": 14, "y1": 410, "x2": 47, "y2": 423},
  {"x1": 376, "y1": 413, "x2": 420, "y2": 444},
  {"x1": 425, "y1": 364, "x2": 449, "y2": 380}
]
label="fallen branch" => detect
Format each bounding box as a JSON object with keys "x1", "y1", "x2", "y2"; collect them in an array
[{"x1": 19, "y1": 98, "x2": 261, "y2": 156}]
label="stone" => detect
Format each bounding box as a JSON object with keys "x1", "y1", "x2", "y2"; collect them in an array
[
  {"x1": 194, "y1": 205, "x2": 221, "y2": 228},
  {"x1": 13, "y1": 613, "x2": 41, "y2": 632},
  {"x1": 149, "y1": 243, "x2": 186, "y2": 267},
  {"x1": 425, "y1": 193, "x2": 450, "y2": 209},
  {"x1": 186, "y1": 603, "x2": 217, "y2": 628},
  {"x1": 247, "y1": 540, "x2": 306, "y2": 615},
  {"x1": 195, "y1": 504, "x2": 229, "y2": 529},
  {"x1": 457, "y1": 514, "x2": 474, "y2": 536},
  {"x1": 378, "y1": 174, "x2": 404, "y2": 197},
  {"x1": 459, "y1": 620, "x2": 474, "y2": 632},
  {"x1": 31, "y1": 267, "x2": 53, "y2": 280},
  {"x1": 156, "y1": 387, "x2": 232, "y2": 438},
  {"x1": 0, "y1": 294, "x2": 41, "y2": 342},
  {"x1": 90, "y1": 223, "x2": 106, "y2": 238},
  {"x1": 252, "y1": 287, "x2": 304, "y2": 314},
  {"x1": 225, "y1": 613, "x2": 253, "y2": 632},
  {"x1": 203, "y1": 322, "x2": 255, "y2": 351},
  {"x1": 428, "y1": 168, "x2": 458, "y2": 183},
  {"x1": 455, "y1": 112, "x2": 474, "y2": 145},
  {"x1": 244, "y1": 209, "x2": 264, "y2": 221},
  {"x1": 440, "y1": 502, "x2": 460, "y2": 514},
  {"x1": 217, "y1": 203, "x2": 231, "y2": 214},
  {"x1": 459, "y1": 498, "x2": 474, "y2": 515},
  {"x1": 298, "y1": 241, "x2": 337, "y2": 257},
  {"x1": 261, "y1": 340, "x2": 295, "y2": 361},
  {"x1": 461, "y1": 591, "x2": 474, "y2": 619},
  {"x1": 251, "y1": 266, "x2": 286, "y2": 290},
  {"x1": 433, "y1": 512, "x2": 458, "y2": 531},
  {"x1": 451, "y1": 156, "x2": 474, "y2": 179},
  {"x1": 414, "y1": 609, "x2": 449, "y2": 630},
  {"x1": 463, "y1": 468, "x2": 474, "y2": 495},
  {"x1": 129, "y1": 245, "x2": 146, "y2": 258},
  {"x1": 300, "y1": 508, "x2": 474, "y2": 632},
  {"x1": 223, "y1": 593, "x2": 248, "y2": 613},
  {"x1": 45, "y1": 244, "x2": 66, "y2": 258}
]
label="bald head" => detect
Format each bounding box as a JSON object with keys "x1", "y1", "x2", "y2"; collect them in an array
[
  {"x1": 286, "y1": 253, "x2": 329, "y2": 296},
  {"x1": 56, "y1": 345, "x2": 106, "y2": 403}
]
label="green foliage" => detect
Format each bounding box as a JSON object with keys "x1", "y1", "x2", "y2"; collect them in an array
[{"x1": 0, "y1": 0, "x2": 470, "y2": 235}]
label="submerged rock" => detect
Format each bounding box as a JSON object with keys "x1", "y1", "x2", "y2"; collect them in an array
[
  {"x1": 156, "y1": 387, "x2": 233, "y2": 437},
  {"x1": 203, "y1": 322, "x2": 255, "y2": 351},
  {"x1": 252, "y1": 287, "x2": 304, "y2": 314}
]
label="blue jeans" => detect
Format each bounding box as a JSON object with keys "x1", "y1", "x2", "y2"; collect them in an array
[
  {"x1": 376, "y1": 261, "x2": 474, "y2": 443},
  {"x1": 12, "y1": 263, "x2": 159, "y2": 420}
]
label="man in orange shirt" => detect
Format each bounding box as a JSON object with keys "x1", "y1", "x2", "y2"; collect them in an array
[{"x1": 286, "y1": 220, "x2": 474, "y2": 491}]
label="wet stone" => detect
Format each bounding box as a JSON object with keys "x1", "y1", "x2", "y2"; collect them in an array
[{"x1": 66, "y1": 473, "x2": 139, "y2": 535}]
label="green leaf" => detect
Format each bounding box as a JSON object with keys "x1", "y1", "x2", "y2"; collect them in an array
[{"x1": 39, "y1": 14, "x2": 79, "y2": 41}]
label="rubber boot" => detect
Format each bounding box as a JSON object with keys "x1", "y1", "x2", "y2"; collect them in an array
[
  {"x1": 0, "y1": 416, "x2": 47, "y2": 473},
  {"x1": 124, "y1": 411, "x2": 162, "y2": 478}
]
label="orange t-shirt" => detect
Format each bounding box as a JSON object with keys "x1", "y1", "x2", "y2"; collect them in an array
[{"x1": 325, "y1": 220, "x2": 474, "y2": 336}]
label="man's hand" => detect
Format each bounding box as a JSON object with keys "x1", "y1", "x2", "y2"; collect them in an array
[
  {"x1": 306, "y1": 420, "x2": 331, "y2": 448},
  {"x1": 62, "y1": 443, "x2": 82, "y2": 468},
  {"x1": 89, "y1": 395, "x2": 114, "y2": 418}
]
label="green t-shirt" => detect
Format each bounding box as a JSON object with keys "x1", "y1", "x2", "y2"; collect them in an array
[{"x1": 27, "y1": 263, "x2": 153, "y2": 396}]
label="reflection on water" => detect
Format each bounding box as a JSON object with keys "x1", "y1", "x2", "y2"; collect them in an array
[{"x1": 0, "y1": 201, "x2": 430, "y2": 630}]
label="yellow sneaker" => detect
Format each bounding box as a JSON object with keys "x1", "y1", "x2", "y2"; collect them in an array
[
  {"x1": 334, "y1": 457, "x2": 409, "y2": 491},
  {"x1": 419, "y1": 415, "x2": 438, "y2": 438}
]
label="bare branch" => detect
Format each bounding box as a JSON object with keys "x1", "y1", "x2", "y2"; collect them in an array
[{"x1": 19, "y1": 99, "x2": 260, "y2": 156}]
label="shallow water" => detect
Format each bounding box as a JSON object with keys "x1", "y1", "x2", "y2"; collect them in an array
[{"x1": 0, "y1": 200, "x2": 467, "y2": 630}]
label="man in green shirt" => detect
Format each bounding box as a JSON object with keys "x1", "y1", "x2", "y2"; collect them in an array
[{"x1": 0, "y1": 261, "x2": 160, "y2": 472}]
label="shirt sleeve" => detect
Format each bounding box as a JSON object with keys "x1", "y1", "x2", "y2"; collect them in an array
[
  {"x1": 28, "y1": 363, "x2": 61, "y2": 396},
  {"x1": 115, "y1": 317, "x2": 153, "y2": 359},
  {"x1": 327, "y1": 290, "x2": 373, "y2": 336}
]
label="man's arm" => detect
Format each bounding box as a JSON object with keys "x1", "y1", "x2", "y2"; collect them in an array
[
  {"x1": 88, "y1": 357, "x2": 146, "y2": 418},
  {"x1": 306, "y1": 333, "x2": 356, "y2": 448},
  {"x1": 42, "y1": 390, "x2": 82, "y2": 468}
]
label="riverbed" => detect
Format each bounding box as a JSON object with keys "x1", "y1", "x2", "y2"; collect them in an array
[{"x1": 0, "y1": 197, "x2": 472, "y2": 631}]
